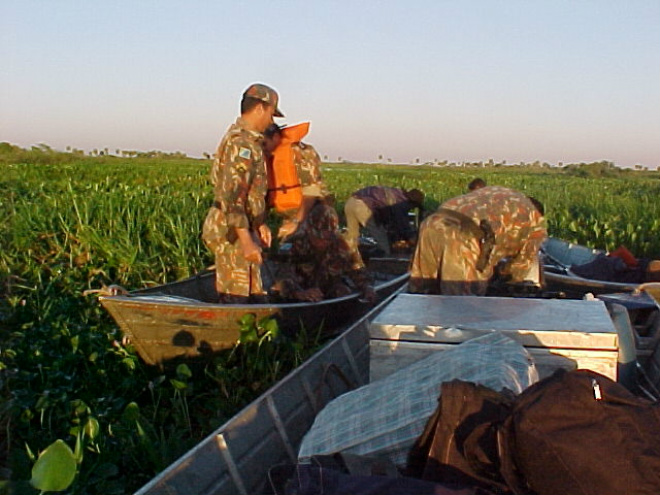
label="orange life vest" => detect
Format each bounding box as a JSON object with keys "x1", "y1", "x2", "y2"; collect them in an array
[{"x1": 267, "y1": 122, "x2": 309, "y2": 213}]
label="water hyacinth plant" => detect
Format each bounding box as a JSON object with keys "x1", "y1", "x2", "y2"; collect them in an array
[{"x1": 1, "y1": 144, "x2": 659, "y2": 493}]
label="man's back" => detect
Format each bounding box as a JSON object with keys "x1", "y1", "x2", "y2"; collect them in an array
[{"x1": 352, "y1": 186, "x2": 407, "y2": 210}]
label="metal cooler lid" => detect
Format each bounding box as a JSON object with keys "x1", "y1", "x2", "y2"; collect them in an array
[{"x1": 370, "y1": 293, "x2": 618, "y2": 350}]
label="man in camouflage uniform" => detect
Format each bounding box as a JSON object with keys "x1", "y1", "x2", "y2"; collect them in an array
[
  {"x1": 409, "y1": 186, "x2": 547, "y2": 295},
  {"x1": 263, "y1": 123, "x2": 330, "y2": 238},
  {"x1": 271, "y1": 203, "x2": 375, "y2": 302},
  {"x1": 202, "y1": 83, "x2": 284, "y2": 302}
]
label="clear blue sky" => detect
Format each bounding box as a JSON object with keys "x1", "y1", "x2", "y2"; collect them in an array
[{"x1": 2, "y1": 0, "x2": 659, "y2": 168}]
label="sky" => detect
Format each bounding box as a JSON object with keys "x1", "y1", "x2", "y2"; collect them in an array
[{"x1": 2, "y1": 1, "x2": 659, "y2": 169}]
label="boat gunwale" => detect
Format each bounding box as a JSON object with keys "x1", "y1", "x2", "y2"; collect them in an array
[
  {"x1": 544, "y1": 269, "x2": 639, "y2": 293},
  {"x1": 99, "y1": 258, "x2": 411, "y2": 310},
  {"x1": 134, "y1": 285, "x2": 403, "y2": 495}
]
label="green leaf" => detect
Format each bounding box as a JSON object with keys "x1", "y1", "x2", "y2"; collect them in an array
[
  {"x1": 20, "y1": 409, "x2": 34, "y2": 422},
  {"x1": 261, "y1": 317, "x2": 280, "y2": 338},
  {"x1": 122, "y1": 402, "x2": 140, "y2": 422},
  {"x1": 122, "y1": 357, "x2": 136, "y2": 370},
  {"x1": 84, "y1": 417, "x2": 100, "y2": 441},
  {"x1": 35, "y1": 395, "x2": 50, "y2": 411},
  {"x1": 74, "y1": 432, "x2": 83, "y2": 464},
  {"x1": 135, "y1": 420, "x2": 146, "y2": 438},
  {"x1": 71, "y1": 399, "x2": 89, "y2": 417},
  {"x1": 238, "y1": 313, "x2": 256, "y2": 328},
  {"x1": 176, "y1": 363, "x2": 192, "y2": 380},
  {"x1": 25, "y1": 442, "x2": 36, "y2": 463},
  {"x1": 30, "y1": 439, "x2": 77, "y2": 492},
  {"x1": 239, "y1": 325, "x2": 258, "y2": 343},
  {"x1": 170, "y1": 379, "x2": 187, "y2": 390}
]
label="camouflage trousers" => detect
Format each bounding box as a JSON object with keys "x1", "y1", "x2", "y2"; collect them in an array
[
  {"x1": 208, "y1": 240, "x2": 265, "y2": 302},
  {"x1": 202, "y1": 207, "x2": 265, "y2": 301},
  {"x1": 409, "y1": 211, "x2": 492, "y2": 296},
  {"x1": 343, "y1": 196, "x2": 391, "y2": 255}
]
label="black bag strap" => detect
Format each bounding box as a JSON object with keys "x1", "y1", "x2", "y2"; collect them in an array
[{"x1": 312, "y1": 362, "x2": 356, "y2": 414}]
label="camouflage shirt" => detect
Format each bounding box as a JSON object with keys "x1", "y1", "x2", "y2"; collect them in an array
[
  {"x1": 202, "y1": 117, "x2": 268, "y2": 252},
  {"x1": 293, "y1": 142, "x2": 328, "y2": 198},
  {"x1": 352, "y1": 186, "x2": 408, "y2": 210},
  {"x1": 441, "y1": 186, "x2": 546, "y2": 280}
]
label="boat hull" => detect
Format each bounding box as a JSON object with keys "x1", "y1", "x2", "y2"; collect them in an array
[
  {"x1": 100, "y1": 258, "x2": 409, "y2": 366},
  {"x1": 135, "y1": 287, "x2": 660, "y2": 495}
]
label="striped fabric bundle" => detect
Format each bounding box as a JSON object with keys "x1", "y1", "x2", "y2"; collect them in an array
[{"x1": 298, "y1": 332, "x2": 539, "y2": 467}]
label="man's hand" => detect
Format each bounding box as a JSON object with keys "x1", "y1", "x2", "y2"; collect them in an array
[
  {"x1": 359, "y1": 286, "x2": 377, "y2": 303},
  {"x1": 257, "y1": 224, "x2": 272, "y2": 248},
  {"x1": 278, "y1": 220, "x2": 299, "y2": 239},
  {"x1": 237, "y1": 228, "x2": 262, "y2": 264}
]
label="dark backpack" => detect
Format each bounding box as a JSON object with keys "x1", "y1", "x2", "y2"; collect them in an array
[
  {"x1": 407, "y1": 380, "x2": 516, "y2": 494},
  {"x1": 499, "y1": 368, "x2": 660, "y2": 495}
]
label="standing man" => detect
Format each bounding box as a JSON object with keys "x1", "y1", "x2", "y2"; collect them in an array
[
  {"x1": 202, "y1": 83, "x2": 284, "y2": 302},
  {"x1": 409, "y1": 186, "x2": 546, "y2": 295},
  {"x1": 343, "y1": 186, "x2": 424, "y2": 256}
]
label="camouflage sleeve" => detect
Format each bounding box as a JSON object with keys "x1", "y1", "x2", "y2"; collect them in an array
[
  {"x1": 507, "y1": 219, "x2": 547, "y2": 282},
  {"x1": 296, "y1": 143, "x2": 328, "y2": 198},
  {"x1": 215, "y1": 136, "x2": 260, "y2": 230}
]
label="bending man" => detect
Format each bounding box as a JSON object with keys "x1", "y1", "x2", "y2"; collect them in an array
[
  {"x1": 344, "y1": 186, "x2": 424, "y2": 256},
  {"x1": 409, "y1": 186, "x2": 546, "y2": 295}
]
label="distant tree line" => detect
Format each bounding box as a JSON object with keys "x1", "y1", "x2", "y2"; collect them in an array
[
  {"x1": 0, "y1": 142, "x2": 199, "y2": 166},
  {"x1": 0, "y1": 142, "x2": 655, "y2": 173}
]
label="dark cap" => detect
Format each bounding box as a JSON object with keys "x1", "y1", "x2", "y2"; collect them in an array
[{"x1": 243, "y1": 83, "x2": 284, "y2": 117}]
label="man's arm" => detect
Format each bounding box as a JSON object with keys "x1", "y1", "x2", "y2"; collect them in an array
[
  {"x1": 507, "y1": 229, "x2": 547, "y2": 283},
  {"x1": 235, "y1": 228, "x2": 262, "y2": 264}
]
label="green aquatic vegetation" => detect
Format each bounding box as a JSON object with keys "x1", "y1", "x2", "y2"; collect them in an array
[{"x1": 0, "y1": 148, "x2": 658, "y2": 493}]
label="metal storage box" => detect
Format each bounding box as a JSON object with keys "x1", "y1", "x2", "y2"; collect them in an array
[{"x1": 369, "y1": 294, "x2": 620, "y2": 381}]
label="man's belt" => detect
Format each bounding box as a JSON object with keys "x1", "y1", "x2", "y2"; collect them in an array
[{"x1": 437, "y1": 208, "x2": 495, "y2": 272}]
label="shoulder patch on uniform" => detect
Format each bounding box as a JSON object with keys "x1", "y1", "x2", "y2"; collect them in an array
[{"x1": 238, "y1": 147, "x2": 251, "y2": 160}]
